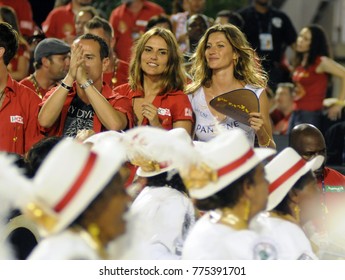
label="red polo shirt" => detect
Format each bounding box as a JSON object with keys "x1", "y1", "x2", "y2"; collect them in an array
[
  {"x1": 42, "y1": 3, "x2": 76, "y2": 41},
  {"x1": 292, "y1": 56, "x2": 328, "y2": 111},
  {"x1": 115, "y1": 83, "x2": 193, "y2": 130},
  {"x1": 39, "y1": 82, "x2": 134, "y2": 136},
  {"x1": 0, "y1": 75, "x2": 43, "y2": 155},
  {"x1": 109, "y1": 1, "x2": 164, "y2": 62}
]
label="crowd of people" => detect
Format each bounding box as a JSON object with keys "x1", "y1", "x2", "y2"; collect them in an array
[{"x1": 0, "y1": 0, "x2": 345, "y2": 260}]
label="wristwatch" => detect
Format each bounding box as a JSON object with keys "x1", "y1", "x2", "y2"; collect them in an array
[{"x1": 79, "y1": 79, "x2": 93, "y2": 89}]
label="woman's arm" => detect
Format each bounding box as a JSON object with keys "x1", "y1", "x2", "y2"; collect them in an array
[
  {"x1": 173, "y1": 120, "x2": 193, "y2": 136},
  {"x1": 249, "y1": 89, "x2": 276, "y2": 149},
  {"x1": 317, "y1": 56, "x2": 345, "y2": 120}
]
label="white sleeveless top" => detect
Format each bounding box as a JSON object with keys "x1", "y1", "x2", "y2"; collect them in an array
[{"x1": 189, "y1": 85, "x2": 263, "y2": 145}]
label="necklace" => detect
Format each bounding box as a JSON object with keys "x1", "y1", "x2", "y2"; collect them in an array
[
  {"x1": 30, "y1": 74, "x2": 43, "y2": 99},
  {"x1": 209, "y1": 207, "x2": 248, "y2": 230},
  {"x1": 72, "y1": 226, "x2": 108, "y2": 259}
]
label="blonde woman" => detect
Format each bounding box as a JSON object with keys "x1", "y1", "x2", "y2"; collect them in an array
[{"x1": 187, "y1": 24, "x2": 275, "y2": 148}]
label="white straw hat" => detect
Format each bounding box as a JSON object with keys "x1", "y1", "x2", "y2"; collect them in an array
[
  {"x1": 265, "y1": 147, "x2": 324, "y2": 211},
  {"x1": 183, "y1": 129, "x2": 276, "y2": 199},
  {"x1": 24, "y1": 138, "x2": 127, "y2": 236}
]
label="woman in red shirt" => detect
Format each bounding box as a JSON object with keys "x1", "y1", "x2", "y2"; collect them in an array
[
  {"x1": 114, "y1": 27, "x2": 193, "y2": 135},
  {"x1": 290, "y1": 24, "x2": 345, "y2": 131}
]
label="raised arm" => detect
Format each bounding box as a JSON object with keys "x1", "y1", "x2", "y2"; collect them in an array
[
  {"x1": 38, "y1": 44, "x2": 82, "y2": 128},
  {"x1": 317, "y1": 56, "x2": 345, "y2": 120}
]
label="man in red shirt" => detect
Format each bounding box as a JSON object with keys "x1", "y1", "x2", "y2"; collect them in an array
[
  {"x1": 20, "y1": 38, "x2": 71, "y2": 99},
  {"x1": 38, "y1": 33, "x2": 133, "y2": 138},
  {"x1": 109, "y1": 0, "x2": 164, "y2": 62},
  {"x1": 289, "y1": 123, "x2": 345, "y2": 257},
  {"x1": 42, "y1": 0, "x2": 93, "y2": 44},
  {"x1": 270, "y1": 82, "x2": 294, "y2": 135},
  {"x1": 0, "y1": 22, "x2": 43, "y2": 155}
]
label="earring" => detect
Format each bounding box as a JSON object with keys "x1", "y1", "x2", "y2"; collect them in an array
[{"x1": 293, "y1": 205, "x2": 300, "y2": 223}]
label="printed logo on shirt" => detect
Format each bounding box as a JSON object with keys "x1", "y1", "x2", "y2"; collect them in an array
[
  {"x1": 185, "y1": 108, "x2": 193, "y2": 117},
  {"x1": 10, "y1": 115, "x2": 24, "y2": 124},
  {"x1": 157, "y1": 108, "x2": 171, "y2": 116},
  {"x1": 272, "y1": 17, "x2": 282, "y2": 28},
  {"x1": 118, "y1": 21, "x2": 127, "y2": 34},
  {"x1": 136, "y1": 20, "x2": 148, "y2": 27},
  {"x1": 325, "y1": 185, "x2": 345, "y2": 192},
  {"x1": 253, "y1": 242, "x2": 277, "y2": 260},
  {"x1": 195, "y1": 122, "x2": 240, "y2": 134}
]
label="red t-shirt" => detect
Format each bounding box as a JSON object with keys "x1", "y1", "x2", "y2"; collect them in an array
[
  {"x1": 114, "y1": 83, "x2": 193, "y2": 130},
  {"x1": 0, "y1": 75, "x2": 43, "y2": 155},
  {"x1": 19, "y1": 75, "x2": 50, "y2": 99},
  {"x1": 39, "y1": 82, "x2": 134, "y2": 137},
  {"x1": 109, "y1": 1, "x2": 164, "y2": 62},
  {"x1": 292, "y1": 56, "x2": 328, "y2": 111},
  {"x1": 42, "y1": 3, "x2": 75, "y2": 41},
  {"x1": 103, "y1": 59, "x2": 129, "y2": 89},
  {"x1": 0, "y1": 0, "x2": 35, "y2": 37}
]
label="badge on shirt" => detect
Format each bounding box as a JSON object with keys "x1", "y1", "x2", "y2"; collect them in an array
[
  {"x1": 272, "y1": 17, "x2": 282, "y2": 28},
  {"x1": 118, "y1": 21, "x2": 128, "y2": 34},
  {"x1": 157, "y1": 108, "x2": 171, "y2": 116},
  {"x1": 185, "y1": 108, "x2": 193, "y2": 117},
  {"x1": 10, "y1": 115, "x2": 24, "y2": 124},
  {"x1": 136, "y1": 20, "x2": 148, "y2": 27},
  {"x1": 325, "y1": 185, "x2": 345, "y2": 192},
  {"x1": 259, "y1": 33, "x2": 273, "y2": 51},
  {"x1": 253, "y1": 242, "x2": 277, "y2": 260}
]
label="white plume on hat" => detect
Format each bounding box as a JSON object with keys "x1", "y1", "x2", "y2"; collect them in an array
[
  {"x1": 0, "y1": 153, "x2": 32, "y2": 259},
  {"x1": 0, "y1": 154, "x2": 32, "y2": 214},
  {"x1": 265, "y1": 147, "x2": 324, "y2": 211},
  {"x1": 123, "y1": 126, "x2": 196, "y2": 177},
  {"x1": 83, "y1": 130, "x2": 124, "y2": 146}
]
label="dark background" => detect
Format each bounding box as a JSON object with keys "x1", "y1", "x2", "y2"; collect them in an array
[{"x1": 28, "y1": 0, "x2": 273, "y2": 27}]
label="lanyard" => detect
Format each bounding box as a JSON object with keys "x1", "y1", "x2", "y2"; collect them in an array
[{"x1": 254, "y1": 9, "x2": 272, "y2": 34}]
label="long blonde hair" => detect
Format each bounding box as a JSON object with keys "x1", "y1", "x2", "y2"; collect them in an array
[
  {"x1": 186, "y1": 24, "x2": 268, "y2": 94},
  {"x1": 128, "y1": 27, "x2": 187, "y2": 94}
]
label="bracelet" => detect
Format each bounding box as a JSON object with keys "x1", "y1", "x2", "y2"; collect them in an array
[
  {"x1": 79, "y1": 79, "x2": 93, "y2": 89},
  {"x1": 60, "y1": 82, "x2": 72, "y2": 91},
  {"x1": 259, "y1": 137, "x2": 272, "y2": 148}
]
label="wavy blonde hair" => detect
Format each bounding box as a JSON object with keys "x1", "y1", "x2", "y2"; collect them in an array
[
  {"x1": 186, "y1": 24, "x2": 268, "y2": 94},
  {"x1": 128, "y1": 27, "x2": 187, "y2": 94}
]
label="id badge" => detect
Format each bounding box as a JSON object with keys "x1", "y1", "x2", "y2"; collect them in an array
[{"x1": 259, "y1": 33, "x2": 273, "y2": 51}]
